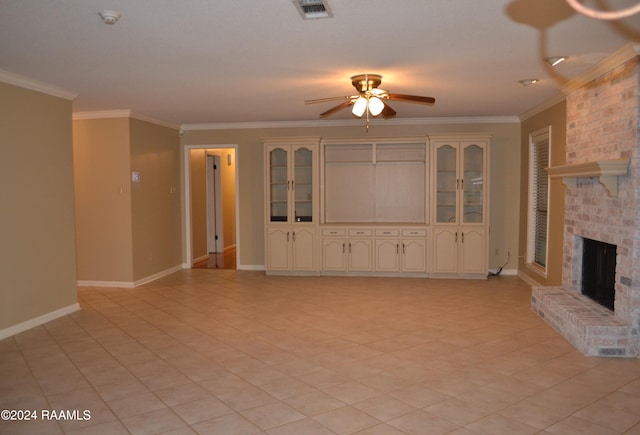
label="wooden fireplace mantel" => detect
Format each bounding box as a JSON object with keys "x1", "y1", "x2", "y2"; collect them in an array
[{"x1": 546, "y1": 158, "x2": 630, "y2": 197}]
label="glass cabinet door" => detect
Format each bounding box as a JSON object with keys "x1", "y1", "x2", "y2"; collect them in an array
[
  {"x1": 435, "y1": 144, "x2": 457, "y2": 224},
  {"x1": 269, "y1": 147, "x2": 288, "y2": 222},
  {"x1": 294, "y1": 146, "x2": 313, "y2": 222},
  {"x1": 462, "y1": 144, "x2": 484, "y2": 224}
]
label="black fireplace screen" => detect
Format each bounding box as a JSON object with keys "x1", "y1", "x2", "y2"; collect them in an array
[{"x1": 581, "y1": 238, "x2": 616, "y2": 311}]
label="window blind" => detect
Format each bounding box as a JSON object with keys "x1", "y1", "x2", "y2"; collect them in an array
[{"x1": 530, "y1": 135, "x2": 549, "y2": 267}]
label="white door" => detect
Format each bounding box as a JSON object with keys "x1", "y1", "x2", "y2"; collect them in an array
[{"x1": 206, "y1": 154, "x2": 223, "y2": 253}]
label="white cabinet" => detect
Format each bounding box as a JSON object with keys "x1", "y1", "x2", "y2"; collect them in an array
[
  {"x1": 265, "y1": 134, "x2": 489, "y2": 278},
  {"x1": 266, "y1": 227, "x2": 317, "y2": 272},
  {"x1": 432, "y1": 227, "x2": 485, "y2": 275},
  {"x1": 431, "y1": 135, "x2": 489, "y2": 277},
  {"x1": 264, "y1": 137, "x2": 320, "y2": 275},
  {"x1": 322, "y1": 228, "x2": 373, "y2": 273},
  {"x1": 433, "y1": 138, "x2": 487, "y2": 225},
  {"x1": 374, "y1": 228, "x2": 427, "y2": 273}
]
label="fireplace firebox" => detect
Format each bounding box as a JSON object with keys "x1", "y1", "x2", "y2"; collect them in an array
[{"x1": 581, "y1": 237, "x2": 617, "y2": 311}]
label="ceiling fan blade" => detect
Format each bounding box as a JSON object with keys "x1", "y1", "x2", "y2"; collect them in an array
[
  {"x1": 319, "y1": 100, "x2": 353, "y2": 118},
  {"x1": 387, "y1": 93, "x2": 436, "y2": 105},
  {"x1": 305, "y1": 96, "x2": 353, "y2": 104},
  {"x1": 381, "y1": 102, "x2": 396, "y2": 119}
]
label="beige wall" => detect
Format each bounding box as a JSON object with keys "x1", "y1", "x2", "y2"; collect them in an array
[
  {"x1": 130, "y1": 119, "x2": 182, "y2": 281},
  {"x1": 0, "y1": 82, "x2": 78, "y2": 331},
  {"x1": 73, "y1": 118, "x2": 134, "y2": 282},
  {"x1": 519, "y1": 101, "x2": 566, "y2": 285},
  {"x1": 73, "y1": 117, "x2": 181, "y2": 284},
  {"x1": 182, "y1": 122, "x2": 521, "y2": 271}
]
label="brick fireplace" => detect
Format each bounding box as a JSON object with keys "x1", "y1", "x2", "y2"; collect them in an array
[{"x1": 531, "y1": 46, "x2": 640, "y2": 357}]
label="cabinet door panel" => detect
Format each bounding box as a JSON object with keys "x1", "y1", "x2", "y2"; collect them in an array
[
  {"x1": 267, "y1": 228, "x2": 290, "y2": 271},
  {"x1": 435, "y1": 144, "x2": 458, "y2": 224},
  {"x1": 268, "y1": 147, "x2": 289, "y2": 223},
  {"x1": 293, "y1": 146, "x2": 314, "y2": 222},
  {"x1": 375, "y1": 239, "x2": 400, "y2": 272},
  {"x1": 460, "y1": 228, "x2": 485, "y2": 275},
  {"x1": 462, "y1": 143, "x2": 485, "y2": 224},
  {"x1": 325, "y1": 165, "x2": 374, "y2": 222},
  {"x1": 292, "y1": 228, "x2": 316, "y2": 271},
  {"x1": 433, "y1": 229, "x2": 457, "y2": 274},
  {"x1": 402, "y1": 239, "x2": 426, "y2": 272},
  {"x1": 375, "y1": 164, "x2": 425, "y2": 222},
  {"x1": 349, "y1": 239, "x2": 373, "y2": 271},
  {"x1": 323, "y1": 239, "x2": 346, "y2": 271}
]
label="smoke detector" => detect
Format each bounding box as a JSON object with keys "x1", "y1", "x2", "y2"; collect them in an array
[
  {"x1": 99, "y1": 10, "x2": 121, "y2": 25},
  {"x1": 292, "y1": 0, "x2": 333, "y2": 19}
]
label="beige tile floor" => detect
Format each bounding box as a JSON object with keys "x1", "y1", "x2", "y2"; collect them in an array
[{"x1": 2, "y1": 271, "x2": 640, "y2": 434}]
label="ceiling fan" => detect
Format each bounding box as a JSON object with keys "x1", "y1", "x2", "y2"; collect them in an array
[{"x1": 305, "y1": 73, "x2": 436, "y2": 124}]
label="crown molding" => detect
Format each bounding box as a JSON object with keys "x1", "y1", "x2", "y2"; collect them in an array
[
  {"x1": 561, "y1": 43, "x2": 640, "y2": 95},
  {"x1": 73, "y1": 109, "x2": 132, "y2": 120},
  {"x1": 519, "y1": 92, "x2": 566, "y2": 121},
  {"x1": 73, "y1": 110, "x2": 180, "y2": 130},
  {"x1": 181, "y1": 116, "x2": 519, "y2": 131},
  {"x1": 0, "y1": 68, "x2": 77, "y2": 101}
]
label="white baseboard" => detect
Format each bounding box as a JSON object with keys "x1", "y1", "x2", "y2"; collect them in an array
[
  {"x1": 238, "y1": 264, "x2": 266, "y2": 271},
  {"x1": 77, "y1": 264, "x2": 183, "y2": 288},
  {"x1": 134, "y1": 264, "x2": 183, "y2": 287},
  {"x1": 0, "y1": 303, "x2": 81, "y2": 341},
  {"x1": 77, "y1": 280, "x2": 135, "y2": 288},
  {"x1": 496, "y1": 268, "x2": 518, "y2": 276},
  {"x1": 517, "y1": 271, "x2": 543, "y2": 287}
]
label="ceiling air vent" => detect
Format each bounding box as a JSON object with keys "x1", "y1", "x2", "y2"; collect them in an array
[{"x1": 293, "y1": 0, "x2": 333, "y2": 19}]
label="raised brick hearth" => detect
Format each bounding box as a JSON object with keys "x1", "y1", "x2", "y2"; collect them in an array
[{"x1": 531, "y1": 47, "x2": 640, "y2": 357}]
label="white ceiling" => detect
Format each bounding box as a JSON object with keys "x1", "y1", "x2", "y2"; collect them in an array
[{"x1": 2, "y1": 0, "x2": 640, "y2": 126}]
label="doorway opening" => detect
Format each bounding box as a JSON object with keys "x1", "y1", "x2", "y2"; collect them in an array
[{"x1": 184, "y1": 145, "x2": 238, "y2": 269}]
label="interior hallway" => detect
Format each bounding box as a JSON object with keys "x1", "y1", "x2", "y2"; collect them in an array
[
  {"x1": 2, "y1": 271, "x2": 640, "y2": 434},
  {"x1": 192, "y1": 248, "x2": 237, "y2": 270}
]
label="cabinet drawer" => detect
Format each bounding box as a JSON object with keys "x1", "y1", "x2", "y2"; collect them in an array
[
  {"x1": 349, "y1": 228, "x2": 373, "y2": 237},
  {"x1": 375, "y1": 229, "x2": 400, "y2": 237},
  {"x1": 402, "y1": 229, "x2": 427, "y2": 237},
  {"x1": 323, "y1": 228, "x2": 346, "y2": 237}
]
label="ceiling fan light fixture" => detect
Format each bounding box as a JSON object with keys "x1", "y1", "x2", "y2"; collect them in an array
[
  {"x1": 352, "y1": 96, "x2": 367, "y2": 117},
  {"x1": 368, "y1": 96, "x2": 385, "y2": 116}
]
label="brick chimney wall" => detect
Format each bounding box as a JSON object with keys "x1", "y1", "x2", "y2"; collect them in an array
[{"x1": 564, "y1": 56, "x2": 640, "y2": 336}]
